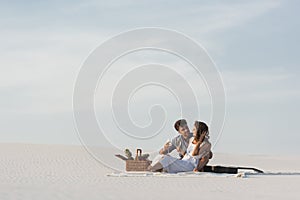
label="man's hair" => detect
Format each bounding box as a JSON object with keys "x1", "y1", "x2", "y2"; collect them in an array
[{"x1": 174, "y1": 119, "x2": 187, "y2": 131}]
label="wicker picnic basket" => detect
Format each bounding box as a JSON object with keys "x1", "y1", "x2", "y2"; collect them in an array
[{"x1": 125, "y1": 149, "x2": 151, "y2": 172}]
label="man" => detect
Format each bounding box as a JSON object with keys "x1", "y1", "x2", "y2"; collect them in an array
[{"x1": 159, "y1": 119, "x2": 193, "y2": 158}]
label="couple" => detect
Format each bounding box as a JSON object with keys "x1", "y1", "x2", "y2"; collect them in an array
[{"x1": 148, "y1": 119, "x2": 212, "y2": 173}]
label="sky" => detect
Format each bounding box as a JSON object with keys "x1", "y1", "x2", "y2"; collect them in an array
[{"x1": 0, "y1": 0, "x2": 299, "y2": 155}]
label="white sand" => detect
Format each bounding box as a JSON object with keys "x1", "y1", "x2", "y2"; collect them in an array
[{"x1": 0, "y1": 143, "x2": 299, "y2": 200}]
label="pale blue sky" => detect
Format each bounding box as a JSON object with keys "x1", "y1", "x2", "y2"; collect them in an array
[{"x1": 0, "y1": 0, "x2": 299, "y2": 155}]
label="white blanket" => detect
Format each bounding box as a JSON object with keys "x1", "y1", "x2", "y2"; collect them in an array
[{"x1": 106, "y1": 171, "x2": 246, "y2": 178}]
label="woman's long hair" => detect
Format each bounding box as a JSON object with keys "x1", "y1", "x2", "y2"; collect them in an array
[{"x1": 194, "y1": 121, "x2": 209, "y2": 142}]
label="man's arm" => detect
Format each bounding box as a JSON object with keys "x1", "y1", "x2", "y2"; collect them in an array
[
  {"x1": 159, "y1": 139, "x2": 176, "y2": 155},
  {"x1": 159, "y1": 144, "x2": 176, "y2": 155}
]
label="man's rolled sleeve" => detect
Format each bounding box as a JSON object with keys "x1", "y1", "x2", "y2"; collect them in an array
[{"x1": 160, "y1": 143, "x2": 176, "y2": 154}]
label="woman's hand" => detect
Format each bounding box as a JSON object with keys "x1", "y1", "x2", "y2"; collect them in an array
[
  {"x1": 198, "y1": 132, "x2": 206, "y2": 143},
  {"x1": 192, "y1": 132, "x2": 206, "y2": 156}
]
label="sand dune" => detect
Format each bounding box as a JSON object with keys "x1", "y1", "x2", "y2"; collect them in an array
[{"x1": 0, "y1": 143, "x2": 299, "y2": 200}]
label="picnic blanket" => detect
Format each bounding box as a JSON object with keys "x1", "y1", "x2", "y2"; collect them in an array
[{"x1": 106, "y1": 171, "x2": 246, "y2": 178}]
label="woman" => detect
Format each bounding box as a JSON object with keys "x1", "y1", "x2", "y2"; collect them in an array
[{"x1": 148, "y1": 121, "x2": 212, "y2": 173}]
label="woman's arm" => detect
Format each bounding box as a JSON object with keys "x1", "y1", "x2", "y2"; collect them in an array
[
  {"x1": 193, "y1": 143, "x2": 212, "y2": 171},
  {"x1": 192, "y1": 141, "x2": 201, "y2": 156},
  {"x1": 192, "y1": 133, "x2": 206, "y2": 156},
  {"x1": 194, "y1": 154, "x2": 210, "y2": 172}
]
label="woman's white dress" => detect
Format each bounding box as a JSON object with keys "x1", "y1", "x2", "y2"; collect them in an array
[{"x1": 157, "y1": 137, "x2": 211, "y2": 173}]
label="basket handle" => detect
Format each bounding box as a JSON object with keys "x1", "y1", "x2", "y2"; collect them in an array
[{"x1": 135, "y1": 149, "x2": 142, "y2": 160}]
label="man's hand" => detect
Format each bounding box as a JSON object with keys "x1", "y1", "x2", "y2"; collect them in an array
[
  {"x1": 163, "y1": 141, "x2": 171, "y2": 151},
  {"x1": 159, "y1": 140, "x2": 175, "y2": 155}
]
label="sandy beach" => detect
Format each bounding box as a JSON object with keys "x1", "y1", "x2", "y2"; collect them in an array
[
  {"x1": 2, "y1": 0, "x2": 300, "y2": 199},
  {"x1": 0, "y1": 143, "x2": 299, "y2": 200}
]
